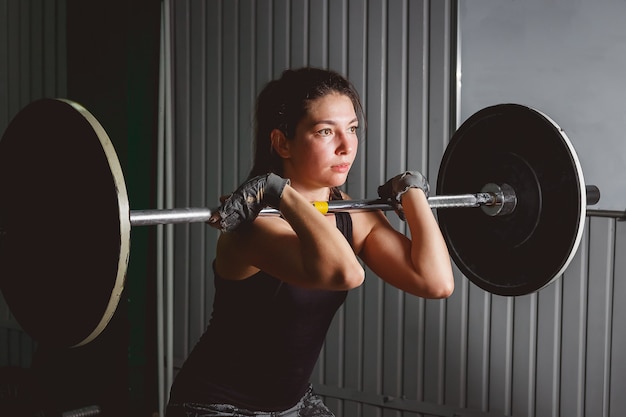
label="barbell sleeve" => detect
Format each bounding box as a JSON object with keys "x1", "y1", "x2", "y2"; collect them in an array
[
  {"x1": 586, "y1": 185, "x2": 601, "y2": 205},
  {"x1": 130, "y1": 208, "x2": 215, "y2": 226}
]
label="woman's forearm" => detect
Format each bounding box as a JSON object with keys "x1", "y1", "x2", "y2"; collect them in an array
[{"x1": 278, "y1": 186, "x2": 364, "y2": 289}]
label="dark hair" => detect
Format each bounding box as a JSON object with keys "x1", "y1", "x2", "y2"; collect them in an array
[{"x1": 248, "y1": 67, "x2": 364, "y2": 179}]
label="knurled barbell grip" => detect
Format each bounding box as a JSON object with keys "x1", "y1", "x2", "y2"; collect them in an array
[{"x1": 257, "y1": 193, "x2": 497, "y2": 217}]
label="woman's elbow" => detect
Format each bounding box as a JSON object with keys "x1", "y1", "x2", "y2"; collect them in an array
[
  {"x1": 416, "y1": 271, "x2": 454, "y2": 299},
  {"x1": 430, "y1": 280, "x2": 454, "y2": 298},
  {"x1": 428, "y1": 275, "x2": 455, "y2": 298},
  {"x1": 329, "y1": 264, "x2": 365, "y2": 290}
]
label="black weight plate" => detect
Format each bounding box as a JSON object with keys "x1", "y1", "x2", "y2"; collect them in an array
[
  {"x1": 0, "y1": 99, "x2": 130, "y2": 347},
  {"x1": 437, "y1": 104, "x2": 586, "y2": 296}
]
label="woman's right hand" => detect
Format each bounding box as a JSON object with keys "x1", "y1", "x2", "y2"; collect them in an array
[{"x1": 208, "y1": 173, "x2": 289, "y2": 232}]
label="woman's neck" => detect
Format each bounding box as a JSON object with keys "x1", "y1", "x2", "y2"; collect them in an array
[{"x1": 287, "y1": 181, "x2": 332, "y2": 203}]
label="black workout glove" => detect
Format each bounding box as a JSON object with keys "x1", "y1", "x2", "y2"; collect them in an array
[
  {"x1": 377, "y1": 171, "x2": 429, "y2": 220},
  {"x1": 210, "y1": 173, "x2": 290, "y2": 232}
]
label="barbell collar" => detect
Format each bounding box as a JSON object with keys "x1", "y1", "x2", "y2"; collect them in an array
[{"x1": 480, "y1": 183, "x2": 517, "y2": 217}]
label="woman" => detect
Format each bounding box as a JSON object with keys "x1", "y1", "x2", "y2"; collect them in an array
[{"x1": 166, "y1": 67, "x2": 454, "y2": 416}]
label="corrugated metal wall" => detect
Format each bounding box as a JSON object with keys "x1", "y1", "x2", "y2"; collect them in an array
[
  {"x1": 167, "y1": 1, "x2": 626, "y2": 416},
  {"x1": 0, "y1": 0, "x2": 66, "y2": 368}
]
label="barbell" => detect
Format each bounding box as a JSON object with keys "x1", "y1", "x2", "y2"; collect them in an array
[{"x1": 0, "y1": 99, "x2": 599, "y2": 348}]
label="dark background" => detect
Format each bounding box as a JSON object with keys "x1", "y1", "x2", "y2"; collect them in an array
[{"x1": 29, "y1": 1, "x2": 161, "y2": 416}]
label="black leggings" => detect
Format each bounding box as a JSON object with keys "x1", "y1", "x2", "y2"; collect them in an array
[{"x1": 165, "y1": 385, "x2": 335, "y2": 417}]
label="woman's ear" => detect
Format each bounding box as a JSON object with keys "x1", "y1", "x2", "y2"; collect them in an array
[{"x1": 270, "y1": 129, "x2": 290, "y2": 158}]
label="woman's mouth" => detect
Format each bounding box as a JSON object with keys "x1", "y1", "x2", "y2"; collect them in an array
[{"x1": 332, "y1": 163, "x2": 351, "y2": 173}]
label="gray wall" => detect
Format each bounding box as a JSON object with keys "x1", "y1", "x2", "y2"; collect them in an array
[{"x1": 458, "y1": 0, "x2": 626, "y2": 211}]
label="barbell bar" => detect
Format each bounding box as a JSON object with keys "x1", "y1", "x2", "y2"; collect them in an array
[
  {"x1": 0, "y1": 99, "x2": 599, "y2": 348},
  {"x1": 129, "y1": 184, "x2": 600, "y2": 226},
  {"x1": 129, "y1": 192, "x2": 499, "y2": 226}
]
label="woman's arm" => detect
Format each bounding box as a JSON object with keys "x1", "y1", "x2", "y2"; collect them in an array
[
  {"x1": 359, "y1": 188, "x2": 454, "y2": 299},
  {"x1": 215, "y1": 184, "x2": 365, "y2": 290}
]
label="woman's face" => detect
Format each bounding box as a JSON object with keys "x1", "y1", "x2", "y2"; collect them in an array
[{"x1": 280, "y1": 92, "x2": 359, "y2": 196}]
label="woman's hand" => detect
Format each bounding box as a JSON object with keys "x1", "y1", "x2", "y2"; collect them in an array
[
  {"x1": 377, "y1": 171, "x2": 429, "y2": 220},
  {"x1": 208, "y1": 173, "x2": 289, "y2": 231},
  {"x1": 354, "y1": 171, "x2": 453, "y2": 299},
  {"x1": 215, "y1": 185, "x2": 365, "y2": 290}
]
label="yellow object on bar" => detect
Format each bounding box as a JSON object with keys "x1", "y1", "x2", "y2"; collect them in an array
[{"x1": 312, "y1": 201, "x2": 329, "y2": 214}]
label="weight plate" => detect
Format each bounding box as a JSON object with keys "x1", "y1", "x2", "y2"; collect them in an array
[
  {"x1": 0, "y1": 99, "x2": 130, "y2": 347},
  {"x1": 436, "y1": 104, "x2": 586, "y2": 296}
]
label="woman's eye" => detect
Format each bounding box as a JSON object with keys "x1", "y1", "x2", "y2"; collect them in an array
[
  {"x1": 318, "y1": 128, "x2": 332, "y2": 136},
  {"x1": 348, "y1": 126, "x2": 358, "y2": 134}
]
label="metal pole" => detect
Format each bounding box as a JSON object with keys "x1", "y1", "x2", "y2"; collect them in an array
[
  {"x1": 129, "y1": 193, "x2": 497, "y2": 226},
  {"x1": 587, "y1": 209, "x2": 626, "y2": 220},
  {"x1": 128, "y1": 183, "x2": 606, "y2": 227},
  {"x1": 131, "y1": 208, "x2": 215, "y2": 226}
]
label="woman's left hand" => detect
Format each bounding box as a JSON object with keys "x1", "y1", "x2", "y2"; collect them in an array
[{"x1": 377, "y1": 171, "x2": 429, "y2": 220}]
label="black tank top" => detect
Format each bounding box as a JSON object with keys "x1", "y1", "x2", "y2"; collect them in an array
[{"x1": 168, "y1": 208, "x2": 353, "y2": 411}]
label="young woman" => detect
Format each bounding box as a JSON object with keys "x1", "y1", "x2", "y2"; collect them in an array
[{"x1": 166, "y1": 67, "x2": 454, "y2": 417}]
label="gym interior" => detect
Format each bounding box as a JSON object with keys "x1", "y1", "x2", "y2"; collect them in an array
[{"x1": 1, "y1": 1, "x2": 625, "y2": 416}]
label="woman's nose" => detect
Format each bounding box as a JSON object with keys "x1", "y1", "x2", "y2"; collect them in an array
[{"x1": 336, "y1": 132, "x2": 354, "y2": 154}]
